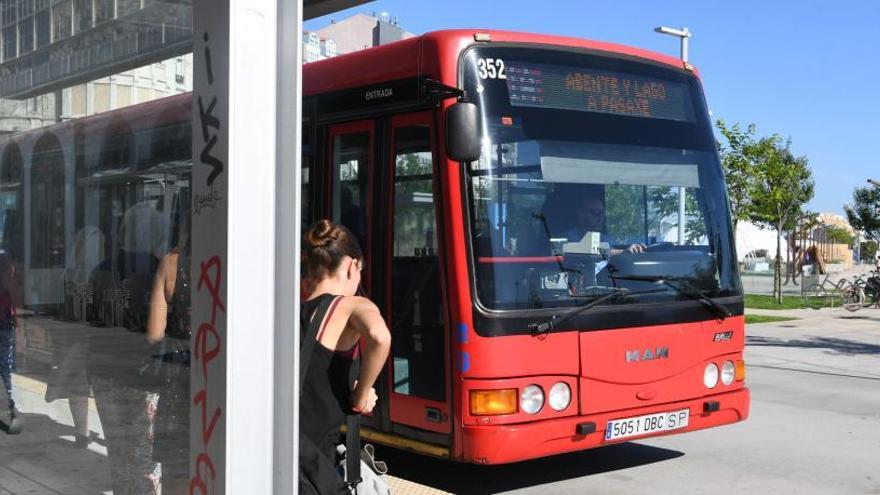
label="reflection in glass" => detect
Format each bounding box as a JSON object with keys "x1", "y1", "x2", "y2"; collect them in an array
[
  {"x1": 390, "y1": 125, "x2": 446, "y2": 402},
  {"x1": 0, "y1": 93, "x2": 192, "y2": 493}
]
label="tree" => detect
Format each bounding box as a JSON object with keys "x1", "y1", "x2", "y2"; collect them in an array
[
  {"x1": 844, "y1": 185, "x2": 880, "y2": 243},
  {"x1": 748, "y1": 139, "x2": 815, "y2": 303},
  {"x1": 861, "y1": 240, "x2": 878, "y2": 263},
  {"x1": 823, "y1": 226, "x2": 855, "y2": 246},
  {"x1": 716, "y1": 120, "x2": 760, "y2": 228},
  {"x1": 604, "y1": 185, "x2": 705, "y2": 246}
]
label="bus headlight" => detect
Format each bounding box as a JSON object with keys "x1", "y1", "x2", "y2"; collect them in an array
[
  {"x1": 548, "y1": 382, "x2": 571, "y2": 411},
  {"x1": 721, "y1": 360, "x2": 736, "y2": 386},
  {"x1": 703, "y1": 363, "x2": 719, "y2": 388},
  {"x1": 520, "y1": 385, "x2": 544, "y2": 414}
]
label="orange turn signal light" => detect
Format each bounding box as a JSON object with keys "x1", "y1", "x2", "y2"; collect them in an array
[
  {"x1": 735, "y1": 360, "x2": 746, "y2": 382},
  {"x1": 470, "y1": 389, "x2": 518, "y2": 416}
]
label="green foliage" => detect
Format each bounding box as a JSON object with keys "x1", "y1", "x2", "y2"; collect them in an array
[
  {"x1": 716, "y1": 120, "x2": 814, "y2": 233},
  {"x1": 861, "y1": 240, "x2": 878, "y2": 261},
  {"x1": 844, "y1": 185, "x2": 880, "y2": 243},
  {"x1": 746, "y1": 140, "x2": 814, "y2": 231},
  {"x1": 752, "y1": 142, "x2": 813, "y2": 303},
  {"x1": 605, "y1": 185, "x2": 646, "y2": 242},
  {"x1": 823, "y1": 226, "x2": 855, "y2": 246},
  {"x1": 647, "y1": 186, "x2": 706, "y2": 244},
  {"x1": 605, "y1": 185, "x2": 706, "y2": 245},
  {"x1": 716, "y1": 120, "x2": 759, "y2": 227}
]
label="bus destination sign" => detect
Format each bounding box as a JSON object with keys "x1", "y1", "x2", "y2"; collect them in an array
[{"x1": 506, "y1": 62, "x2": 694, "y2": 122}]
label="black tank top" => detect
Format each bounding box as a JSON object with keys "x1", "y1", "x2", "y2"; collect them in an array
[{"x1": 300, "y1": 294, "x2": 357, "y2": 462}]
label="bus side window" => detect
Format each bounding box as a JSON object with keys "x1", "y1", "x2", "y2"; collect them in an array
[{"x1": 390, "y1": 125, "x2": 445, "y2": 402}]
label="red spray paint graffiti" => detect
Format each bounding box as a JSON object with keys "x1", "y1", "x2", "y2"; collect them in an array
[{"x1": 190, "y1": 255, "x2": 225, "y2": 495}]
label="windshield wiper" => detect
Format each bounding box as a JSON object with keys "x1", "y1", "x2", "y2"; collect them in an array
[
  {"x1": 528, "y1": 287, "x2": 666, "y2": 336},
  {"x1": 609, "y1": 274, "x2": 731, "y2": 320}
]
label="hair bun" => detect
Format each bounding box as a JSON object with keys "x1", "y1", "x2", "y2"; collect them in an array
[
  {"x1": 305, "y1": 219, "x2": 337, "y2": 250},
  {"x1": 302, "y1": 219, "x2": 363, "y2": 282}
]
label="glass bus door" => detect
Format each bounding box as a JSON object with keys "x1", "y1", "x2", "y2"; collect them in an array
[
  {"x1": 327, "y1": 120, "x2": 373, "y2": 284},
  {"x1": 385, "y1": 112, "x2": 450, "y2": 434}
]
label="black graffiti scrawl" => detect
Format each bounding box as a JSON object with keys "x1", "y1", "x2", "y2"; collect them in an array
[{"x1": 199, "y1": 32, "x2": 224, "y2": 187}]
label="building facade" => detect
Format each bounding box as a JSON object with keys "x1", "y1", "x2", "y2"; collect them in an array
[
  {"x1": 60, "y1": 54, "x2": 193, "y2": 118},
  {"x1": 302, "y1": 31, "x2": 336, "y2": 63},
  {"x1": 311, "y1": 11, "x2": 413, "y2": 55}
]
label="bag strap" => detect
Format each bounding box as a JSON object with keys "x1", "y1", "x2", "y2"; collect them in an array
[
  {"x1": 345, "y1": 414, "x2": 362, "y2": 489},
  {"x1": 299, "y1": 295, "x2": 341, "y2": 390}
]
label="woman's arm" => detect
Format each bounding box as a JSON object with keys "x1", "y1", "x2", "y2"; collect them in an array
[
  {"x1": 346, "y1": 297, "x2": 391, "y2": 413},
  {"x1": 147, "y1": 254, "x2": 175, "y2": 344}
]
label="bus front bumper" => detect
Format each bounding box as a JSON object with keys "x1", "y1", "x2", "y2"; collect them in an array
[{"x1": 460, "y1": 386, "x2": 749, "y2": 464}]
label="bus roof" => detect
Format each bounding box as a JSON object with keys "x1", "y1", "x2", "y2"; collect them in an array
[{"x1": 303, "y1": 29, "x2": 696, "y2": 97}]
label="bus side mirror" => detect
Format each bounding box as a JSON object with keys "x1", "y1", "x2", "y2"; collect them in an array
[{"x1": 446, "y1": 102, "x2": 482, "y2": 163}]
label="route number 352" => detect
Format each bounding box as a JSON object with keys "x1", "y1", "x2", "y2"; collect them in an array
[{"x1": 477, "y1": 58, "x2": 506, "y2": 80}]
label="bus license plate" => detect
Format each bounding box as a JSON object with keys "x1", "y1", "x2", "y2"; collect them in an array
[{"x1": 604, "y1": 409, "x2": 689, "y2": 441}]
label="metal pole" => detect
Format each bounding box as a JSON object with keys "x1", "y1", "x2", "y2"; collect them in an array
[
  {"x1": 655, "y1": 26, "x2": 693, "y2": 245},
  {"x1": 678, "y1": 187, "x2": 686, "y2": 245},
  {"x1": 680, "y1": 28, "x2": 690, "y2": 63},
  {"x1": 275, "y1": 0, "x2": 302, "y2": 492},
  {"x1": 654, "y1": 26, "x2": 692, "y2": 65}
]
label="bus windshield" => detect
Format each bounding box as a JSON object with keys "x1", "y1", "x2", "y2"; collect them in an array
[{"x1": 462, "y1": 46, "x2": 740, "y2": 311}]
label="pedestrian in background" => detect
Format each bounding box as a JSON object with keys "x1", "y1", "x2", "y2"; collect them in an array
[
  {"x1": 147, "y1": 206, "x2": 191, "y2": 495},
  {"x1": 0, "y1": 249, "x2": 22, "y2": 434}
]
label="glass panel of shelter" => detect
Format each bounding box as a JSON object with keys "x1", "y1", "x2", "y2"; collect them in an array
[{"x1": 0, "y1": 29, "x2": 194, "y2": 495}]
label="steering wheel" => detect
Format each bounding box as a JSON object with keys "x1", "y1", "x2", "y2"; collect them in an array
[{"x1": 644, "y1": 241, "x2": 675, "y2": 252}]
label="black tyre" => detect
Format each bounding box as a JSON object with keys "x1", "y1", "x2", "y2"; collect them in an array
[{"x1": 842, "y1": 286, "x2": 863, "y2": 312}]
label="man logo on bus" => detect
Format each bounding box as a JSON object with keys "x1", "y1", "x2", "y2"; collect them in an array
[{"x1": 626, "y1": 347, "x2": 669, "y2": 362}]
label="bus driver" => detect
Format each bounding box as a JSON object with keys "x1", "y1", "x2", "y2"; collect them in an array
[{"x1": 540, "y1": 183, "x2": 646, "y2": 256}]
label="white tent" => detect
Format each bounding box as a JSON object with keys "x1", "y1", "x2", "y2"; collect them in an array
[{"x1": 735, "y1": 220, "x2": 789, "y2": 267}]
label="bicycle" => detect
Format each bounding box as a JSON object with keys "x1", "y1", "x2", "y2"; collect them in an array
[
  {"x1": 848, "y1": 268, "x2": 880, "y2": 310},
  {"x1": 801, "y1": 273, "x2": 854, "y2": 310}
]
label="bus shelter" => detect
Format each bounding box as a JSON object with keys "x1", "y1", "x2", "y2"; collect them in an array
[{"x1": 0, "y1": 0, "x2": 369, "y2": 493}]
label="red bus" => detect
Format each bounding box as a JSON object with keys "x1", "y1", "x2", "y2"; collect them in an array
[
  {"x1": 0, "y1": 29, "x2": 749, "y2": 466},
  {"x1": 302, "y1": 29, "x2": 748, "y2": 464}
]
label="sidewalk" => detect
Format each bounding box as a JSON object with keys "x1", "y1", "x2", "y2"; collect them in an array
[
  {"x1": 1, "y1": 370, "x2": 447, "y2": 495},
  {"x1": 745, "y1": 305, "x2": 880, "y2": 380},
  {"x1": 0, "y1": 375, "x2": 110, "y2": 494}
]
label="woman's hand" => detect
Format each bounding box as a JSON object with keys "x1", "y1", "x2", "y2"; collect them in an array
[{"x1": 351, "y1": 381, "x2": 378, "y2": 414}]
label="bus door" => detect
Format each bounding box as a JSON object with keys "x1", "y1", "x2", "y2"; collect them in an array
[
  {"x1": 327, "y1": 120, "x2": 374, "y2": 284},
  {"x1": 384, "y1": 112, "x2": 451, "y2": 435}
]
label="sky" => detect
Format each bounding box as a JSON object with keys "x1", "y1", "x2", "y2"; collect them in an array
[{"x1": 306, "y1": 0, "x2": 880, "y2": 215}]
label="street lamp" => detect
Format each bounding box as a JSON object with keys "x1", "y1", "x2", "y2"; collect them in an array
[
  {"x1": 868, "y1": 179, "x2": 880, "y2": 187},
  {"x1": 655, "y1": 26, "x2": 692, "y2": 244}
]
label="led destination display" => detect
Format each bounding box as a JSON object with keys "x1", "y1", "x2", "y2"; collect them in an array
[{"x1": 506, "y1": 62, "x2": 694, "y2": 122}]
